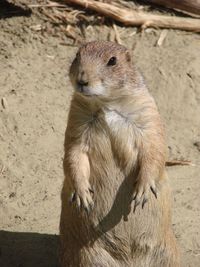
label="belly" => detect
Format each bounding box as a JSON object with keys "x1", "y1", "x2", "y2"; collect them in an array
[{"x1": 86, "y1": 111, "x2": 139, "y2": 224}]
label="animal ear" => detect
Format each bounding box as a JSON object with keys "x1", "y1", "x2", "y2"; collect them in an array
[{"x1": 125, "y1": 50, "x2": 131, "y2": 62}]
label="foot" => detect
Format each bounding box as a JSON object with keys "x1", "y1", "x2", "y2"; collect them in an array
[
  {"x1": 132, "y1": 178, "x2": 157, "y2": 212},
  {"x1": 69, "y1": 181, "x2": 94, "y2": 213}
]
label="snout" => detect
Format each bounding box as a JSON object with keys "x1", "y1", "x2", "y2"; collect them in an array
[
  {"x1": 77, "y1": 79, "x2": 89, "y2": 93},
  {"x1": 73, "y1": 69, "x2": 106, "y2": 96},
  {"x1": 75, "y1": 69, "x2": 91, "y2": 94}
]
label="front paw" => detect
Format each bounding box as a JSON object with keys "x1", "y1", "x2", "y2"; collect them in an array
[
  {"x1": 69, "y1": 184, "x2": 94, "y2": 213},
  {"x1": 132, "y1": 178, "x2": 157, "y2": 211}
]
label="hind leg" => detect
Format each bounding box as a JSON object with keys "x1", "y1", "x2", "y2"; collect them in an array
[
  {"x1": 59, "y1": 248, "x2": 113, "y2": 267},
  {"x1": 59, "y1": 238, "x2": 122, "y2": 267},
  {"x1": 80, "y1": 245, "x2": 122, "y2": 267},
  {"x1": 150, "y1": 236, "x2": 180, "y2": 267}
]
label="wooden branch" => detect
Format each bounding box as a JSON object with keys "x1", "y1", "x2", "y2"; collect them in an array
[
  {"x1": 64, "y1": 0, "x2": 200, "y2": 32},
  {"x1": 147, "y1": 0, "x2": 200, "y2": 16},
  {"x1": 165, "y1": 160, "x2": 194, "y2": 167},
  {"x1": 28, "y1": 2, "x2": 67, "y2": 8}
]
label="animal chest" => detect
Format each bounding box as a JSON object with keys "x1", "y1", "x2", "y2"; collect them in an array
[{"x1": 104, "y1": 109, "x2": 138, "y2": 170}]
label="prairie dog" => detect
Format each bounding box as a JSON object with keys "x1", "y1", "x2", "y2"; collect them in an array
[{"x1": 60, "y1": 41, "x2": 180, "y2": 267}]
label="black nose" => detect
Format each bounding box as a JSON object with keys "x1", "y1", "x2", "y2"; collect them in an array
[{"x1": 77, "y1": 80, "x2": 88, "y2": 86}]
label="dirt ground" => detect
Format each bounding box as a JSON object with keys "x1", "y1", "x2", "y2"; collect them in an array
[{"x1": 0, "y1": 3, "x2": 200, "y2": 267}]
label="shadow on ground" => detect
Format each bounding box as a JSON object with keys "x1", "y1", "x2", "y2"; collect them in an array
[
  {"x1": 0, "y1": 230, "x2": 59, "y2": 267},
  {"x1": 0, "y1": 0, "x2": 31, "y2": 19}
]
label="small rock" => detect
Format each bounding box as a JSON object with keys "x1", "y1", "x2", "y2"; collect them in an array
[
  {"x1": 194, "y1": 141, "x2": 200, "y2": 152},
  {"x1": 14, "y1": 215, "x2": 21, "y2": 219},
  {"x1": 1, "y1": 97, "x2": 8, "y2": 109},
  {"x1": 9, "y1": 192, "x2": 16, "y2": 198}
]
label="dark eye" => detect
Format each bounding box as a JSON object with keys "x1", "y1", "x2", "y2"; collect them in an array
[{"x1": 107, "y1": 56, "x2": 117, "y2": 66}]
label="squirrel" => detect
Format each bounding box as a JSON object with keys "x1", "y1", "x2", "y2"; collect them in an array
[{"x1": 59, "y1": 41, "x2": 180, "y2": 267}]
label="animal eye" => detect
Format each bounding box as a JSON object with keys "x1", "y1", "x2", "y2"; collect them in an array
[{"x1": 107, "y1": 56, "x2": 117, "y2": 66}]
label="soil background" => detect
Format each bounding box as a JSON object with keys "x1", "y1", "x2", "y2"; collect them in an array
[{"x1": 0, "y1": 2, "x2": 200, "y2": 267}]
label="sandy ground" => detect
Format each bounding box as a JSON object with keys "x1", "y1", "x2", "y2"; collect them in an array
[{"x1": 0, "y1": 3, "x2": 200, "y2": 267}]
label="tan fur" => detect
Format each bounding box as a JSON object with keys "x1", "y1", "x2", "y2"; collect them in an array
[{"x1": 59, "y1": 41, "x2": 180, "y2": 267}]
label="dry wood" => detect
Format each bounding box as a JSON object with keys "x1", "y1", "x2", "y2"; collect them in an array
[
  {"x1": 147, "y1": 0, "x2": 200, "y2": 16},
  {"x1": 28, "y1": 3, "x2": 66, "y2": 8},
  {"x1": 156, "y1": 29, "x2": 168, "y2": 46},
  {"x1": 30, "y1": 24, "x2": 45, "y2": 31},
  {"x1": 166, "y1": 160, "x2": 194, "y2": 167},
  {"x1": 41, "y1": 8, "x2": 60, "y2": 23},
  {"x1": 64, "y1": 25, "x2": 84, "y2": 44},
  {"x1": 65, "y1": 0, "x2": 200, "y2": 32},
  {"x1": 113, "y1": 24, "x2": 122, "y2": 44}
]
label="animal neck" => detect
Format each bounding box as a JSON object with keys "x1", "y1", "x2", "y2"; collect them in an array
[{"x1": 73, "y1": 86, "x2": 151, "y2": 118}]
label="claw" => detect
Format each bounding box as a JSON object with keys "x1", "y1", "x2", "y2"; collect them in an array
[
  {"x1": 132, "y1": 194, "x2": 136, "y2": 201},
  {"x1": 69, "y1": 192, "x2": 76, "y2": 203},
  {"x1": 84, "y1": 206, "x2": 90, "y2": 214},
  {"x1": 142, "y1": 197, "x2": 148, "y2": 209},
  {"x1": 133, "y1": 198, "x2": 140, "y2": 212},
  {"x1": 89, "y1": 188, "x2": 94, "y2": 194},
  {"x1": 150, "y1": 186, "x2": 157, "y2": 199},
  {"x1": 84, "y1": 201, "x2": 94, "y2": 214},
  {"x1": 76, "y1": 196, "x2": 81, "y2": 208},
  {"x1": 90, "y1": 200, "x2": 94, "y2": 210},
  {"x1": 132, "y1": 193, "x2": 136, "y2": 200}
]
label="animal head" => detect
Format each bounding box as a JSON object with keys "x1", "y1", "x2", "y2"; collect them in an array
[{"x1": 69, "y1": 41, "x2": 134, "y2": 98}]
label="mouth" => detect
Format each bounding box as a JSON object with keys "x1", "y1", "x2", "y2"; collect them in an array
[
  {"x1": 75, "y1": 82, "x2": 106, "y2": 97},
  {"x1": 76, "y1": 84, "x2": 91, "y2": 96}
]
